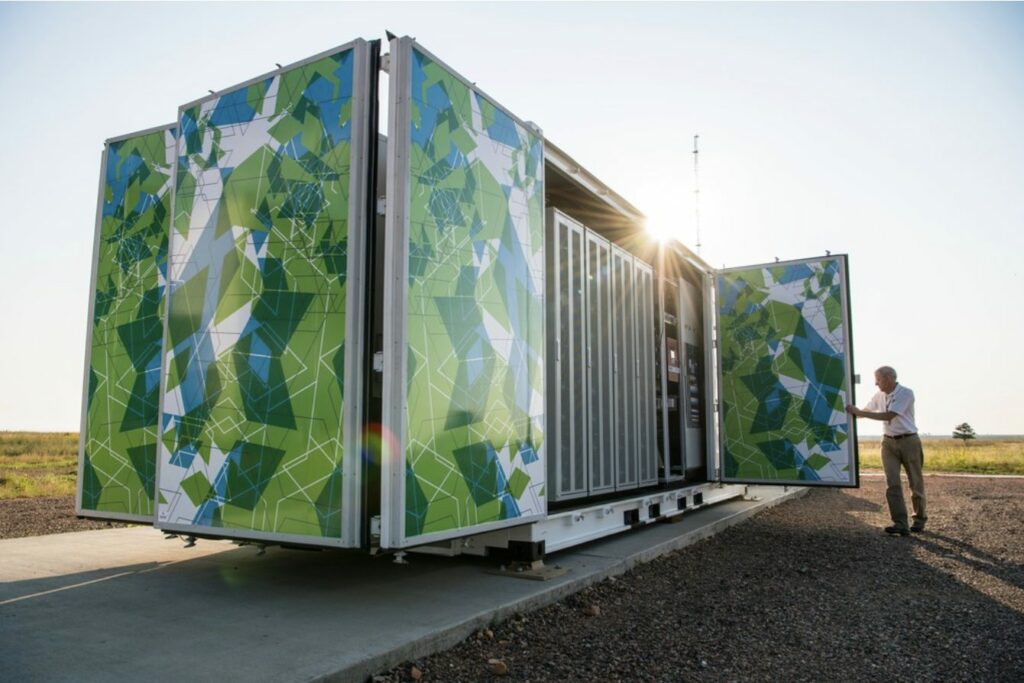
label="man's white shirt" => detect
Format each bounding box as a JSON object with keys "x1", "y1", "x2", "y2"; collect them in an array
[{"x1": 864, "y1": 384, "x2": 917, "y2": 436}]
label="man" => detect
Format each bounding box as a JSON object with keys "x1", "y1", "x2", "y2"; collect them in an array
[{"x1": 846, "y1": 366, "x2": 926, "y2": 536}]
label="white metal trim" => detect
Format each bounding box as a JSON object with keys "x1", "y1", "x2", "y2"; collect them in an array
[
  {"x1": 339, "y1": 40, "x2": 372, "y2": 548},
  {"x1": 704, "y1": 271, "x2": 720, "y2": 480},
  {"x1": 380, "y1": 36, "x2": 413, "y2": 549},
  {"x1": 394, "y1": 513, "x2": 548, "y2": 551},
  {"x1": 157, "y1": 521, "x2": 350, "y2": 549},
  {"x1": 453, "y1": 482, "x2": 747, "y2": 556},
  {"x1": 178, "y1": 39, "x2": 368, "y2": 112},
  {"x1": 716, "y1": 253, "x2": 849, "y2": 275},
  {"x1": 104, "y1": 122, "x2": 177, "y2": 146},
  {"x1": 838, "y1": 255, "x2": 860, "y2": 487},
  {"x1": 76, "y1": 509, "x2": 158, "y2": 524},
  {"x1": 542, "y1": 483, "x2": 745, "y2": 554},
  {"x1": 76, "y1": 145, "x2": 109, "y2": 518},
  {"x1": 152, "y1": 124, "x2": 179, "y2": 533},
  {"x1": 536, "y1": 131, "x2": 548, "y2": 517}
]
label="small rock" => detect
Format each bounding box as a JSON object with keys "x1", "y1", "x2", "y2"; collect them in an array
[
  {"x1": 583, "y1": 604, "x2": 601, "y2": 617},
  {"x1": 484, "y1": 628, "x2": 494, "y2": 640},
  {"x1": 410, "y1": 665, "x2": 422, "y2": 680},
  {"x1": 488, "y1": 658, "x2": 508, "y2": 676}
]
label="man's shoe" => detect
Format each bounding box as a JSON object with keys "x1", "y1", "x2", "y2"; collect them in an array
[
  {"x1": 910, "y1": 522, "x2": 926, "y2": 533},
  {"x1": 885, "y1": 525, "x2": 910, "y2": 536}
]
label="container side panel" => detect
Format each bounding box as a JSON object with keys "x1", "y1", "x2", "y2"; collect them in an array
[
  {"x1": 402, "y1": 47, "x2": 545, "y2": 541},
  {"x1": 569, "y1": 224, "x2": 587, "y2": 495},
  {"x1": 158, "y1": 47, "x2": 361, "y2": 542},
  {"x1": 614, "y1": 250, "x2": 638, "y2": 489},
  {"x1": 638, "y1": 264, "x2": 658, "y2": 485},
  {"x1": 80, "y1": 127, "x2": 177, "y2": 521},
  {"x1": 586, "y1": 233, "x2": 612, "y2": 493},
  {"x1": 557, "y1": 220, "x2": 571, "y2": 495},
  {"x1": 597, "y1": 242, "x2": 615, "y2": 491},
  {"x1": 716, "y1": 256, "x2": 857, "y2": 486}
]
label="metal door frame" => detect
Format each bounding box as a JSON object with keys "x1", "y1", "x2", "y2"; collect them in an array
[
  {"x1": 712, "y1": 255, "x2": 859, "y2": 487},
  {"x1": 380, "y1": 36, "x2": 547, "y2": 549},
  {"x1": 154, "y1": 38, "x2": 374, "y2": 548}
]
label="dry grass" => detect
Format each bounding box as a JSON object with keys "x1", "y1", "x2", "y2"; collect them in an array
[
  {"x1": 1, "y1": 432, "x2": 1021, "y2": 501},
  {"x1": 0, "y1": 432, "x2": 78, "y2": 500},
  {"x1": 858, "y1": 437, "x2": 1024, "y2": 475}
]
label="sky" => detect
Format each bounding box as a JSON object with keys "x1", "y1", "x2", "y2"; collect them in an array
[{"x1": 0, "y1": 1, "x2": 1021, "y2": 436}]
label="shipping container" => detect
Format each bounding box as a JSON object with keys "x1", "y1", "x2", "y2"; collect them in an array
[{"x1": 78, "y1": 35, "x2": 859, "y2": 559}]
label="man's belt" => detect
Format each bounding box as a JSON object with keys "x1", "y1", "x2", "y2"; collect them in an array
[{"x1": 884, "y1": 433, "x2": 917, "y2": 440}]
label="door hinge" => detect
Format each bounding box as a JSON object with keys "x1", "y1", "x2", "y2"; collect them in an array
[
  {"x1": 376, "y1": 195, "x2": 387, "y2": 216},
  {"x1": 373, "y1": 351, "x2": 384, "y2": 373},
  {"x1": 370, "y1": 515, "x2": 381, "y2": 538},
  {"x1": 380, "y1": 53, "x2": 391, "y2": 74}
]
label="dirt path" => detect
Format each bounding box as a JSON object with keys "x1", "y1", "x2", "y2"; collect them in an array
[{"x1": 0, "y1": 496, "x2": 126, "y2": 539}]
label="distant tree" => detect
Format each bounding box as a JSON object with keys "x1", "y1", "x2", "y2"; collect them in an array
[{"x1": 953, "y1": 422, "x2": 977, "y2": 446}]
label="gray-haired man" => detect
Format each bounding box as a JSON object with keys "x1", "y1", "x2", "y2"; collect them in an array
[{"x1": 846, "y1": 366, "x2": 926, "y2": 536}]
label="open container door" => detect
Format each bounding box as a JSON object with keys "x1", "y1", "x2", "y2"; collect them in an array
[
  {"x1": 381, "y1": 37, "x2": 546, "y2": 549},
  {"x1": 713, "y1": 255, "x2": 858, "y2": 487},
  {"x1": 78, "y1": 124, "x2": 177, "y2": 522},
  {"x1": 155, "y1": 39, "x2": 377, "y2": 548}
]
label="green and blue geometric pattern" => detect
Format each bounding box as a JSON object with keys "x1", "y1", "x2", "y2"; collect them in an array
[
  {"x1": 80, "y1": 126, "x2": 176, "y2": 518},
  {"x1": 717, "y1": 257, "x2": 854, "y2": 485},
  {"x1": 403, "y1": 48, "x2": 546, "y2": 539},
  {"x1": 158, "y1": 48, "x2": 356, "y2": 539}
]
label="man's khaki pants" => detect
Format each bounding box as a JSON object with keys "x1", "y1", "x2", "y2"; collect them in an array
[{"x1": 881, "y1": 434, "x2": 927, "y2": 530}]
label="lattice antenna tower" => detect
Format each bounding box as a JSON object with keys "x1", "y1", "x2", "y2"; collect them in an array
[{"x1": 693, "y1": 134, "x2": 702, "y2": 255}]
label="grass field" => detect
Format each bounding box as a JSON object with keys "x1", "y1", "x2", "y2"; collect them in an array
[
  {"x1": 0, "y1": 432, "x2": 78, "y2": 500},
  {"x1": 857, "y1": 437, "x2": 1024, "y2": 475},
  {"x1": 1, "y1": 432, "x2": 1022, "y2": 501}
]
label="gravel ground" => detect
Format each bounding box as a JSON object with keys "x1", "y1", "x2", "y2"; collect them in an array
[
  {"x1": 377, "y1": 476, "x2": 1024, "y2": 682},
  {"x1": 0, "y1": 496, "x2": 126, "y2": 539},
  {"x1": 3, "y1": 478, "x2": 1021, "y2": 681}
]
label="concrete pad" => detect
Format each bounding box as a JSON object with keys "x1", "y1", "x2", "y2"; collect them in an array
[{"x1": 0, "y1": 486, "x2": 804, "y2": 683}]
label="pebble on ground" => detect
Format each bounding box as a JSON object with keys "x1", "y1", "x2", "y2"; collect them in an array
[{"x1": 377, "y1": 476, "x2": 1024, "y2": 682}]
